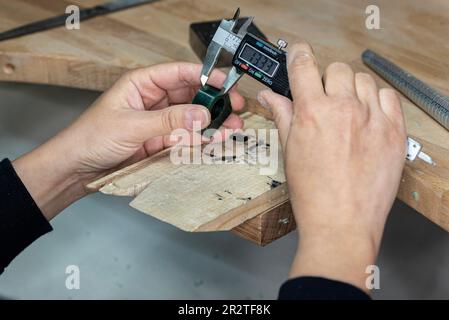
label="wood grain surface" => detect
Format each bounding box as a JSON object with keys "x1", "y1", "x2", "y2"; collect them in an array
[{"x1": 89, "y1": 112, "x2": 288, "y2": 233}]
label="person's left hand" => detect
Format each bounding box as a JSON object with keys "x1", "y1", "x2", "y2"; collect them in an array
[{"x1": 13, "y1": 62, "x2": 245, "y2": 219}]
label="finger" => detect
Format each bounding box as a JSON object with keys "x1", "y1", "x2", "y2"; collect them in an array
[
  {"x1": 156, "y1": 86, "x2": 198, "y2": 106},
  {"x1": 323, "y1": 62, "x2": 356, "y2": 98},
  {"x1": 136, "y1": 104, "x2": 211, "y2": 140},
  {"x1": 160, "y1": 130, "x2": 206, "y2": 148},
  {"x1": 379, "y1": 88, "x2": 406, "y2": 131},
  {"x1": 257, "y1": 89, "x2": 293, "y2": 149},
  {"x1": 143, "y1": 136, "x2": 166, "y2": 156},
  {"x1": 287, "y1": 42, "x2": 324, "y2": 106},
  {"x1": 126, "y1": 63, "x2": 225, "y2": 107},
  {"x1": 222, "y1": 113, "x2": 244, "y2": 129},
  {"x1": 355, "y1": 73, "x2": 380, "y2": 109},
  {"x1": 228, "y1": 85, "x2": 246, "y2": 112},
  {"x1": 202, "y1": 114, "x2": 244, "y2": 143},
  {"x1": 161, "y1": 112, "x2": 243, "y2": 145},
  {"x1": 128, "y1": 63, "x2": 246, "y2": 112},
  {"x1": 149, "y1": 85, "x2": 246, "y2": 115},
  {"x1": 205, "y1": 127, "x2": 235, "y2": 143},
  {"x1": 117, "y1": 146, "x2": 151, "y2": 168},
  {"x1": 132, "y1": 62, "x2": 224, "y2": 91},
  {"x1": 148, "y1": 112, "x2": 243, "y2": 152}
]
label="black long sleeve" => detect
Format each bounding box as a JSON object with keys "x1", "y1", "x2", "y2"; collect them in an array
[
  {"x1": 279, "y1": 276, "x2": 371, "y2": 300},
  {"x1": 0, "y1": 158, "x2": 52, "y2": 275}
]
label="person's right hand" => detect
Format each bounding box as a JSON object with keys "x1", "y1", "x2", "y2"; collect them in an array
[{"x1": 258, "y1": 42, "x2": 407, "y2": 291}]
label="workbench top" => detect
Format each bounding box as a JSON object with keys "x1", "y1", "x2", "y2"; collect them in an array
[{"x1": 1, "y1": 0, "x2": 448, "y2": 236}]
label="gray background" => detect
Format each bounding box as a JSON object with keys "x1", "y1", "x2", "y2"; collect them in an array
[{"x1": 0, "y1": 82, "x2": 448, "y2": 299}]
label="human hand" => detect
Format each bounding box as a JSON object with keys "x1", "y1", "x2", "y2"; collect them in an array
[
  {"x1": 59, "y1": 62, "x2": 244, "y2": 176},
  {"x1": 258, "y1": 42, "x2": 407, "y2": 291},
  {"x1": 13, "y1": 62, "x2": 245, "y2": 220}
]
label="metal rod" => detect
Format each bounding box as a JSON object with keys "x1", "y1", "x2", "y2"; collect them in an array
[{"x1": 362, "y1": 49, "x2": 449, "y2": 131}]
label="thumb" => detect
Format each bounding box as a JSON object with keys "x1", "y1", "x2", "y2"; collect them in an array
[
  {"x1": 257, "y1": 90, "x2": 293, "y2": 149},
  {"x1": 139, "y1": 104, "x2": 211, "y2": 139}
]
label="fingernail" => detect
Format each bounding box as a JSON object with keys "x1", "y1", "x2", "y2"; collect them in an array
[
  {"x1": 288, "y1": 49, "x2": 314, "y2": 66},
  {"x1": 257, "y1": 92, "x2": 271, "y2": 111},
  {"x1": 186, "y1": 107, "x2": 210, "y2": 130}
]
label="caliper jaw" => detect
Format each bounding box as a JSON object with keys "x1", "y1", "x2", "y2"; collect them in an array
[
  {"x1": 219, "y1": 16, "x2": 254, "y2": 95},
  {"x1": 200, "y1": 9, "x2": 241, "y2": 86},
  {"x1": 200, "y1": 8, "x2": 254, "y2": 92},
  {"x1": 195, "y1": 9, "x2": 254, "y2": 132}
]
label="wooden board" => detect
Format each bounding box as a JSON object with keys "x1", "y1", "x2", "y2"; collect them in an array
[
  {"x1": 88, "y1": 112, "x2": 288, "y2": 233},
  {"x1": 1, "y1": 0, "x2": 449, "y2": 244}
]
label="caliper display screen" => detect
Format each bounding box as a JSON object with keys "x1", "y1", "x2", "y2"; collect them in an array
[{"x1": 239, "y1": 43, "x2": 279, "y2": 77}]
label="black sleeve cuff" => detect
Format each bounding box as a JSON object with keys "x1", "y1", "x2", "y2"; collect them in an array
[
  {"x1": 279, "y1": 276, "x2": 371, "y2": 300},
  {"x1": 0, "y1": 158, "x2": 53, "y2": 274}
]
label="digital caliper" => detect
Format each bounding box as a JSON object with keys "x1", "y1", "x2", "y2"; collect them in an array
[
  {"x1": 193, "y1": 9, "x2": 291, "y2": 131},
  {"x1": 195, "y1": 9, "x2": 440, "y2": 166},
  {"x1": 200, "y1": 8, "x2": 291, "y2": 98}
]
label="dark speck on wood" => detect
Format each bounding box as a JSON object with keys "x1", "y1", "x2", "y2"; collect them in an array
[
  {"x1": 268, "y1": 179, "x2": 282, "y2": 189},
  {"x1": 220, "y1": 155, "x2": 237, "y2": 161},
  {"x1": 255, "y1": 142, "x2": 270, "y2": 147},
  {"x1": 231, "y1": 134, "x2": 249, "y2": 142}
]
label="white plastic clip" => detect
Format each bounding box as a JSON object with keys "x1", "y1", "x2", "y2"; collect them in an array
[{"x1": 406, "y1": 137, "x2": 435, "y2": 165}]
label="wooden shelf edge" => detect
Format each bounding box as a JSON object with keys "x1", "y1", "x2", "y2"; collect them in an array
[{"x1": 232, "y1": 200, "x2": 296, "y2": 246}]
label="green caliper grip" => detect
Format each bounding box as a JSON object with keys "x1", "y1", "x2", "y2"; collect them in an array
[{"x1": 192, "y1": 85, "x2": 232, "y2": 131}]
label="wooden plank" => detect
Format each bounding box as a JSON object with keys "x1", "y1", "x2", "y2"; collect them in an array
[
  {"x1": 397, "y1": 137, "x2": 449, "y2": 231},
  {"x1": 88, "y1": 112, "x2": 289, "y2": 233},
  {"x1": 1, "y1": 0, "x2": 449, "y2": 243},
  {"x1": 130, "y1": 175, "x2": 288, "y2": 232},
  {"x1": 232, "y1": 201, "x2": 296, "y2": 246},
  {"x1": 96, "y1": 149, "x2": 174, "y2": 196}
]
